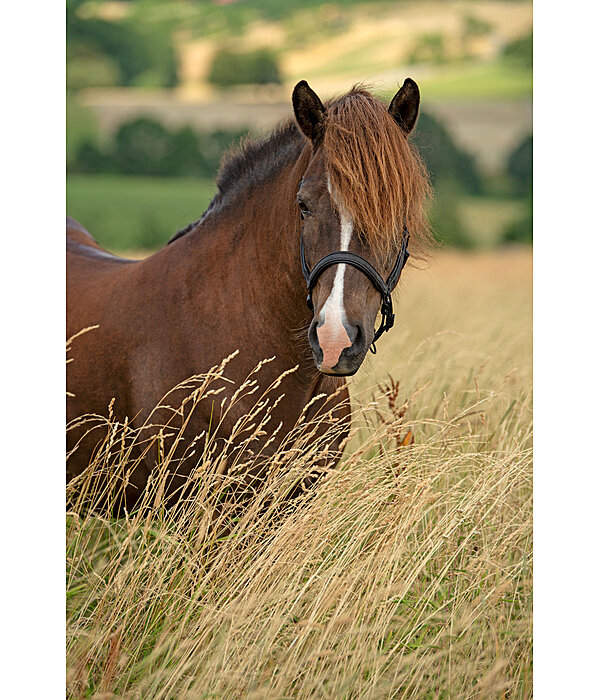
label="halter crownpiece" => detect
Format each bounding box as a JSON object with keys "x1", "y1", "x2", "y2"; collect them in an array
[{"x1": 300, "y1": 222, "x2": 410, "y2": 354}]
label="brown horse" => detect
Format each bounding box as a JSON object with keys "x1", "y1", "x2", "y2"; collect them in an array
[{"x1": 67, "y1": 80, "x2": 432, "y2": 509}]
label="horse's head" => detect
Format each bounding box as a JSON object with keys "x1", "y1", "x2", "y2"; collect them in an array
[{"x1": 292, "y1": 80, "x2": 430, "y2": 376}]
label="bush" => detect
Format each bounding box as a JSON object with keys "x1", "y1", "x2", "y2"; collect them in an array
[
  {"x1": 66, "y1": 99, "x2": 101, "y2": 167},
  {"x1": 502, "y1": 32, "x2": 533, "y2": 70},
  {"x1": 412, "y1": 111, "x2": 483, "y2": 195},
  {"x1": 429, "y1": 181, "x2": 474, "y2": 249},
  {"x1": 114, "y1": 119, "x2": 175, "y2": 176},
  {"x1": 66, "y1": 52, "x2": 122, "y2": 90},
  {"x1": 208, "y1": 48, "x2": 282, "y2": 87},
  {"x1": 506, "y1": 134, "x2": 532, "y2": 198},
  {"x1": 501, "y1": 198, "x2": 532, "y2": 245},
  {"x1": 67, "y1": 0, "x2": 177, "y2": 89},
  {"x1": 72, "y1": 141, "x2": 114, "y2": 174},
  {"x1": 462, "y1": 13, "x2": 493, "y2": 40},
  {"x1": 407, "y1": 33, "x2": 447, "y2": 65},
  {"x1": 68, "y1": 117, "x2": 248, "y2": 179},
  {"x1": 163, "y1": 127, "x2": 205, "y2": 177}
]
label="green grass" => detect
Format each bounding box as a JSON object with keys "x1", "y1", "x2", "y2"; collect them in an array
[
  {"x1": 416, "y1": 60, "x2": 532, "y2": 100},
  {"x1": 66, "y1": 98, "x2": 100, "y2": 164},
  {"x1": 66, "y1": 174, "x2": 217, "y2": 252},
  {"x1": 67, "y1": 174, "x2": 529, "y2": 253},
  {"x1": 289, "y1": 39, "x2": 395, "y2": 81}
]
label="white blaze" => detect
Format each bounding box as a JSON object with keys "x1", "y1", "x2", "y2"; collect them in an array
[
  {"x1": 319, "y1": 210, "x2": 353, "y2": 325},
  {"x1": 319, "y1": 179, "x2": 353, "y2": 327},
  {"x1": 316, "y1": 181, "x2": 354, "y2": 370}
]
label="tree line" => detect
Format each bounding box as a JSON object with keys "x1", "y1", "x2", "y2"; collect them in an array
[{"x1": 68, "y1": 112, "x2": 531, "y2": 247}]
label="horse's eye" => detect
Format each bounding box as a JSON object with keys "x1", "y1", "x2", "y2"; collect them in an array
[{"x1": 298, "y1": 200, "x2": 311, "y2": 219}]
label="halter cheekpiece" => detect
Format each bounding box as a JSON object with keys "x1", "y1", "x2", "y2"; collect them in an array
[{"x1": 298, "y1": 179, "x2": 410, "y2": 354}]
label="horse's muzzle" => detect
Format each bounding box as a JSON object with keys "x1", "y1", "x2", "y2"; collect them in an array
[{"x1": 308, "y1": 319, "x2": 368, "y2": 376}]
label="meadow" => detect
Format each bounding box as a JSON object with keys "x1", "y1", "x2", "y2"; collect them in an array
[
  {"x1": 66, "y1": 248, "x2": 532, "y2": 698},
  {"x1": 67, "y1": 174, "x2": 527, "y2": 252},
  {"x1": 66, "y1": 175, "x2": 217, "y2": 251}
]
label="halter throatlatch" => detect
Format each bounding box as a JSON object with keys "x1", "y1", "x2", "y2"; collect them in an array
[{"x1": 300, "y1": 225, "x2": 410, "y2": 354}]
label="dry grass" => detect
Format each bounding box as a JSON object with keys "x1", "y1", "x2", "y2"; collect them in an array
[{"x1": 66, "y1": 249, "x2": 532, "y2": 699}]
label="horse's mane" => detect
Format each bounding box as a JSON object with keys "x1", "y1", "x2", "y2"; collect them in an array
[
  {"x1": 217, "y1": 121, "x2": 304, "y2": 201},
  {"x1": 170, "y1": 85, "x2": 432, "y2": 257},
  {"x1": 323, "y1": 85, "x2": 432, "y2": 259},
  {"x1": 169, "y1": 122, "x2": 304, "y2": 244}
]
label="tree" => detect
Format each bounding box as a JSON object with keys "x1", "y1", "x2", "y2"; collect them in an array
[
  {"x1": 114, "y1": 119, "x2": 175, "y2": 176},
  {"x1": 506, "y1": 134, "x2": 533, "y2": 198},
  {"x1": 66, "y1": 0, "x2": 177, "y2": 89},
  {"x1": 502, "y1": 32, "x2": 533, "y2": 69},
  {"x1": 411, "y1": 111, "x2": 483, "y2": 195},
  {"x1": 208, "y1": 49, "x2": 282, "y2": 88}
]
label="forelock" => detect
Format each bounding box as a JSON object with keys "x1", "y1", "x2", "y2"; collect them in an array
[{"x1": 322, "y1": 86, "x2": 433, "y2": 259}]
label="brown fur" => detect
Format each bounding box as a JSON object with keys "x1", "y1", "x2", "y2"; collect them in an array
[
  {"x1": 67, "y1": 81, "x2": 431, "y2": 511},
  {"x1": 323, "y1": 86, "x2": 433, "y2": 260}
]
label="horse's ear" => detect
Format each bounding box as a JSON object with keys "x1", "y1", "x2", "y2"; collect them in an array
[
  {"x1": 389, "y1": 78, "x2": 420, "y2": 135},
  {"x1": 292, "y1": 80, "x2": 327, "y2": 143}
]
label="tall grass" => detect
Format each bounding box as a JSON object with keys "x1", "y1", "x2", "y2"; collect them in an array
[{"x1": 66, "y1": 250, "x2": 532, "y2": 698}]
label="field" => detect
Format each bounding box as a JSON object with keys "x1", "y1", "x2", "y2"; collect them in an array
[
  {"x1": 176, "y1": 0, "x2": 532, "y2": 98},
  {"x1": 412, "y1": 62, "x2": 532, "y2": 101},
  {"x1": 67, "y1": 248, "x2": 532, "y2": 698},
  {"x1": 66, "y1": 175, "x2": 217, "y2": 251},
  {"x1": 67, "y1": 174, "x2": 527, "y2": 251}
]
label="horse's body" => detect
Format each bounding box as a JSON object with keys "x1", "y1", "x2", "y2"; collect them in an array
[{"x1": 67, "y1": 81, "x2": 431, "y2": 509}]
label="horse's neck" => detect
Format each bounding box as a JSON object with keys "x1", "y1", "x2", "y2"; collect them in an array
[{"x1": 170, "y1": 156, "x2": 311, "y2": 353}]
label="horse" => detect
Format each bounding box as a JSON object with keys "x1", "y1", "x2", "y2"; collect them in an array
[{"x1": 67, "y1": 79, "x2": 432, "y2": 511}]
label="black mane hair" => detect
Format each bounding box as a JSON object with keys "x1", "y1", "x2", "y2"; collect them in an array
[{"x1": 169, "y1": 120, "x2": 304, "y2": 245}]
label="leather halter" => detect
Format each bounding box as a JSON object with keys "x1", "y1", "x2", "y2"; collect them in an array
[{"x1": 300, "y1": 219, "x2": 410, "y2": 354}]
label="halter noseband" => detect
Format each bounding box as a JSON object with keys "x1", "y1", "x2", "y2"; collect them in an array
[{"x1": 299, "y1": 212, "x2": 410, "y2": 355}]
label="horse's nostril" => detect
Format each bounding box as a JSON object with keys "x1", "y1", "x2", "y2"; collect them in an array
[{"x1": 345, "y1": 324, "x2": 363, "y2": 346}]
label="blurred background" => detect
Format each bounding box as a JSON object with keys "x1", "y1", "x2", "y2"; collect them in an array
[{"x1": 66, "y1": 0, "x2": 532, "y2": 253}]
